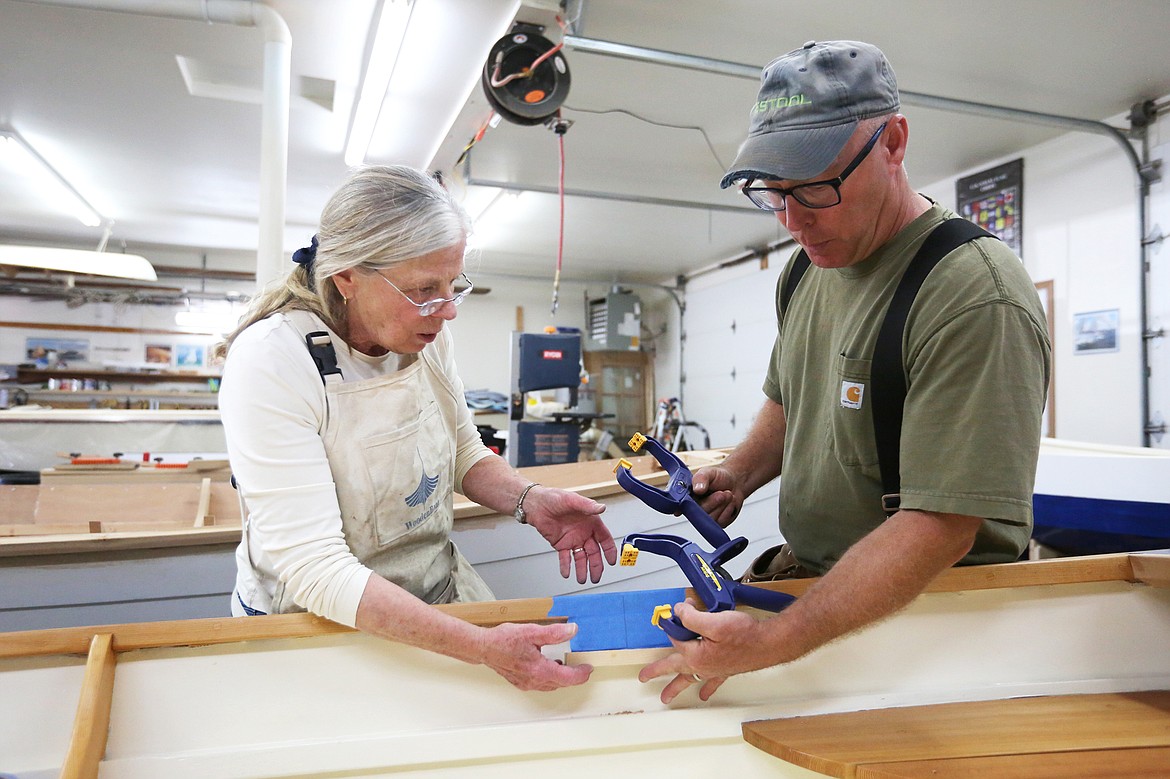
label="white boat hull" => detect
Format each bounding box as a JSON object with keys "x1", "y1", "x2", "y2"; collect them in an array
[{"x1": 1, "y1": 553, "x2": 1167, "y2": 778}]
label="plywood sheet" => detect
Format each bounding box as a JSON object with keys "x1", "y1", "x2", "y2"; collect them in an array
[
  {"x1": 743, "y1": 691, "x2": 1170, "y2": 778},
  {"x1": 32, "y1": 482, "x2": 241, "y2": 526},
  {"x1": 0, "y1": 484, "x2": 38, "y2": 523}
]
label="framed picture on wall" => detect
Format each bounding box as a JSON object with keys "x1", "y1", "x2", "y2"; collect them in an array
[
  {"x1": 25, "y1": 337, "x2": 89, "y2": 367},
  {"x1": 956, "y1": 158, "x2": 1023, "y2": 257},
  {"x1": 175, "y1": 343, "x2": 206, "y2": 368},
  {"x1": 1073, "y1": 309, "x2": 1119, "y2": 355},
  {"x1": 145, "y1": 344, "x2": 173, "y2": 365}
]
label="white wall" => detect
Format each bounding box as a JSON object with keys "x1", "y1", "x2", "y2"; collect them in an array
[
  {"x1": 920, "y1": 124, "x2": 1148, "y2": 447},
  {"x1": 651, "y1": 99, "x2": 1170, "y2": 450}
]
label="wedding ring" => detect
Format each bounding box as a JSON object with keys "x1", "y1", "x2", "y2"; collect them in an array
[
  {"x1": 571, "y1": 547, "x2": 586, "y2": 555},
  {"x1": 690, "y1": 673, "x2": 703, "y2": 683}
]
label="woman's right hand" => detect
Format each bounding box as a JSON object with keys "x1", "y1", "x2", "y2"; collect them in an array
[{"x1": 479, "y1": 621, "x2": 593, "y2": 691}]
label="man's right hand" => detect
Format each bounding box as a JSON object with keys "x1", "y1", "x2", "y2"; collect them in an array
[{"x1": 691, "y1": 465, "x2": 743, "y2": 527}]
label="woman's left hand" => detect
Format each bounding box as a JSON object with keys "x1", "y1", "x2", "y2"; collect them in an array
[{"x1": 524, "y1": 487, "x2": 617, "y2": 583}]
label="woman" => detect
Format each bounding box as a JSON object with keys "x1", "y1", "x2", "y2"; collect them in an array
[{"x1": 218, "y1": 165, "x2": 618, "y2": 691}]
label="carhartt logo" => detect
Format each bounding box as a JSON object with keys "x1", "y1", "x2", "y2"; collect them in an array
[
  {"x1": 754, "y1": 94, "x2": 811, "y2": 113},
  {"x1": 405, "y1": 471, "x2": 439, "y2": 507},
  {"x1": 840, "y1": 381, "x2": 864, "y2": 409}
]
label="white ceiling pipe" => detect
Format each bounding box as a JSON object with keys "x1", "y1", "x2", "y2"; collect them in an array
[{"x1": 13, "y1": 0, "x2": 291, "y2": 290}]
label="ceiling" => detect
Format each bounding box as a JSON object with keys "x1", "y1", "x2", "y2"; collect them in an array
[{"x1": 2, "y1": 0, "x2": 1169, "y2": 295}]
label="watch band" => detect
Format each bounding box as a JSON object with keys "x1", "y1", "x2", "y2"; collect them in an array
[{"x1": 514, "y1": 482, "x2": 540, "y2": 524}]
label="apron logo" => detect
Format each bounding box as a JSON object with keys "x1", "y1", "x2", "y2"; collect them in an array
[
  {"x1": 405, "y1": 471, "x2": 439, "y2": 507},
  {"x1": 840, "y1": 381, "x2": 864, "y2": 409},
  {"x1": 542, "y1": 349, "x2": 563, "y2": 359}
]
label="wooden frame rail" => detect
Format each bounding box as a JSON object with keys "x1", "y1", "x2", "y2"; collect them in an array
[{"x1": 59, "y1": 633, "x2": 117, "y2": 779}]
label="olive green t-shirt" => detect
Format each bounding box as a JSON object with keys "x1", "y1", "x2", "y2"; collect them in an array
[{"x1": 763, "y1": 203, "x2": 1051, "y2": 573}]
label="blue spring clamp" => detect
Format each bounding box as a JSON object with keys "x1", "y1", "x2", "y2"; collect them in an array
[{"x1": 615, "y1": 433, "x2": 796, "y2": 641}]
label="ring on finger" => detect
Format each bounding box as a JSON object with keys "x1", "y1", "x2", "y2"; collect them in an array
[
  {"x1": 571, "y1": 547, "x2": 586, "y2": 555},
  {"x1": 690, "y1": 672, "x2": 703, "y2": 683}
]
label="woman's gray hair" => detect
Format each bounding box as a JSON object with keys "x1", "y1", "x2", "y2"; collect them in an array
[{"x1": 217, "y1": 165, "x2": 471, "y2": 356}]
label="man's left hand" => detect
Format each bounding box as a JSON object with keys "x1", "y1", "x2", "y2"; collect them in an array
[{"x1": 638, "y1": 600, "x2": 771, "y2": 704}]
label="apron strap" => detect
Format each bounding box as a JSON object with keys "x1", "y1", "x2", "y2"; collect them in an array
[{"x1": 304, "y1": 330, "x2": 344, "y2": 384}]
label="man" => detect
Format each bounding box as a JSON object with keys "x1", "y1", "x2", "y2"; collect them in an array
[{"x1": 639, "y1": 41, "x2": 1050, "y2": 703}]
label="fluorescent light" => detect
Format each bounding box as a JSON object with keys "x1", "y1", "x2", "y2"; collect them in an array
[
  {"x1": 0, "y1": 245, "x2": 157, "y2": 281},
  {"x1": 344, "y1": 0, "x2": 415, "y2": 167},
  {"x1": 0, "y1": 128, "x2": 104, "y2": 227},
  {"x1": 362, "y1": 0, "x2": 521, "y2": 168},
  {"x1": 414, "y1": 1, "x2": 522, "y2": 167}
]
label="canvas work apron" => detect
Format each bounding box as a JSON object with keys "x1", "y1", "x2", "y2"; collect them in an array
[{"x1": 238, "y1": 311, "x2": 493, "y2": 616}]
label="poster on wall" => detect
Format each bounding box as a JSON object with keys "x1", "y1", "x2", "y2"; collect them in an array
[
  {"x1": 175, "y1": 343, "x2": 206, "y2": 368},
  {"x1": 956, "y1": 158, "x2": 1023, "y2": 257},
  {"x1": 1073, "y1": 309, "x2": 1120, "y2": 355},
  {"x1": 145, "y1": 344, "x2": 173, "y2": 365},
  {"x1": 25, "y1": 337, "x2": 89, "y2": 367}
]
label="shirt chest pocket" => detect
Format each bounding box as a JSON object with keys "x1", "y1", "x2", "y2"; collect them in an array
[
  {"x1": 359, "y1": 401, "x2": 449, "y2": 547},
  {"x1": 827, "y1": 354, "x2": 879, "y2": 468}
]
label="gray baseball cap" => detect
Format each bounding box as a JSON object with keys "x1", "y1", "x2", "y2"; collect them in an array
[{"x1": 720, "y1": 40, "x2": 900, "y2": 188}]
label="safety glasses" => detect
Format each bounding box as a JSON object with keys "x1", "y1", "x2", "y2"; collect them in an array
[{"x1": 379, "y1": 272, "x2": 474, "y2": 317}]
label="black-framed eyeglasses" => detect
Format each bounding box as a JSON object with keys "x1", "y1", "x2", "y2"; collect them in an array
[
  {"x1": 741, "y1": 121, "x2": 888, "y2": 212},
  {"x1": 380, "y1": 272, "x2": 474, "y2": 317}
]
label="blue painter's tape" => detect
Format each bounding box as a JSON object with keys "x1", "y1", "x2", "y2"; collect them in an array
[{"x1": 549, "y1": 588, "x2": 687, "y2": 652}]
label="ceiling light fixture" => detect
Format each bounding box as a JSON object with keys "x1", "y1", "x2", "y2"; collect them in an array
[
  {"x1": 0, "y1": 245, "x2": 157, "y2": 282},
  {"x1": 344, "y1": 0, "x2": 416, "y2": 167},
  {"x1": 0, "y1": 126, "x2": 103, "y2": 228},
  {"x1": 356, "y1": 0, "x2": 521, "y2": 169}
]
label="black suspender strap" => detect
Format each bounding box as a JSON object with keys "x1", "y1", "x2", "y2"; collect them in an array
[
  {"x1": 304, "y1": 330, "x2": 343, "y2": 384},
  {"x1": 779, "y1": 250, "x2": 812, "y2": 317},
  {"x1": 871, "y1": 218, "x2": 995, "y2": 514}
]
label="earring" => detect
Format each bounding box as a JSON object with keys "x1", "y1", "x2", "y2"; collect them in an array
[{"x1": 342, "y1": 295, "x2": 348, "y2": 306}]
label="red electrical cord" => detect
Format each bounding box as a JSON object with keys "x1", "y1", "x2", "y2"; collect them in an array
[{"x1": 552, "y1": 125, "x2": 565, "y2": 314}]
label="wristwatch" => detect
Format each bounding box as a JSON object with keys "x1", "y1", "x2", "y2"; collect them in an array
[{"x1": 514, "y1": 482, "x2": 539, "y2": 524}]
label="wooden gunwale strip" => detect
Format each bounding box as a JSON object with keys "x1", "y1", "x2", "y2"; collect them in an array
[
  {"x1": 0, "y1": 597, "x2": 560, "y2": 660},
  {"x1": 59, "y1": 633, "x2": 116, "y2": 779},
  {"x1": 0, "y1": 526, "x2": 241, "y2": 558},
  {"x1": 0, "y1": 554, "x2": 1152, "y2": 661},
  {"x1": 744, "y1": 552, "x2": 1141, "y2": 601}
]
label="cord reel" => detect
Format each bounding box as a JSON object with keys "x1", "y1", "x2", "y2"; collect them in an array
[{"x1": 481, "y1": 24, "x2": 571, "y2": 126}]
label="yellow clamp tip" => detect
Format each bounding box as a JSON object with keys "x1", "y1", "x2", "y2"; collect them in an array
[
  {"x1": 619, "y1": 543, "x2": 639, "y2": 566},
  {"x1": 628, "y1": 432, "x2": 647, "y2": 451},
  {"x1": 651, "y1": 604, "x2": 673, "y2": 627},
  {"x1": 613, "y1": 458, "x2": 633, "y2": 474}
]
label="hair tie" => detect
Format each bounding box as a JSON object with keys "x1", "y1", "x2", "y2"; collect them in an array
[{"x1": 292, "y1": 234, "x2": 319, "y2": 266}]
